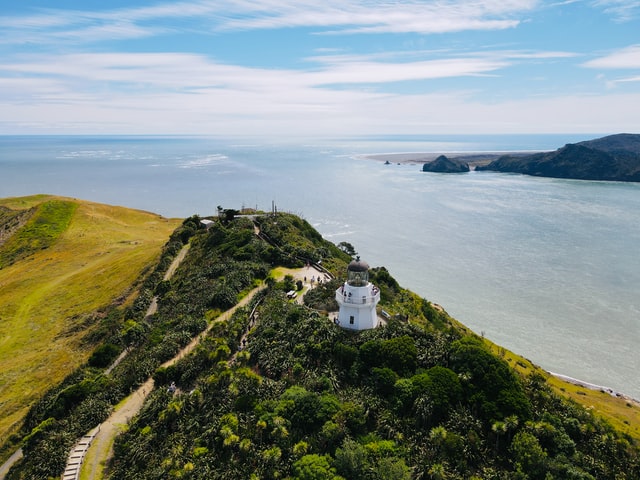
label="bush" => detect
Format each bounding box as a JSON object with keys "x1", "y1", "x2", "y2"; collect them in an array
[{"x1": 88, "y1": 343, "x2": 121, "y2": 368}]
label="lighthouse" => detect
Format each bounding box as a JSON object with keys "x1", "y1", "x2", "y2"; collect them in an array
[{"x1": 335, "y1": 257, "x2": 381, "y2": 330}]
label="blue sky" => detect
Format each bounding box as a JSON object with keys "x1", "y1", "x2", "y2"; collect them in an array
[{"x1": 0, "y1": 0, "x2": 638, "y2": 136}]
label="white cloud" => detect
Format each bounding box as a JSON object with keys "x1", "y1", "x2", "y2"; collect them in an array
[
  {"x1": 0, "y1": 0, "x2": 538, "y2": 46},
  {"x1": 0, "y1": 48, "x2": 637, "y2": 136},
  {"x1": 610, "y1": 75, "x2": 640, "y2": 85},
  {"x1": 0, "y1": 1, "x2": 634, "y2": 136},
  {"x1": 582, "y1": 44, "x2": 640, "y2": 68},
  {"x1": 305, "y1": 55, "x2": 509, "y2": 84},
  {"x1": 1, "y1": 82, "x2": 637, "y2": 136},
  {"x1": 219, "y1": 0, "x2": 529, "y2": 34},
  {"x1": 1, "y1": 50, "x2": 511, "y2": 95},
  {"x1": 592, "y1": 0, "x2": 640, "y2": 21}
]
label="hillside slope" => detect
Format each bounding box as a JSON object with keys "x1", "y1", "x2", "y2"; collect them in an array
[
  {"x1": 477, "y1": 133, "x2": 640, "y2": 181},
  {"x1": 0, "y1": 195, "x2": 180, "y2": 446},
  {"x1": 4, "y1": 210, "x2": 640, "y2": 479},
  {"x1": 103, "y1": 214, "x2": 640, "y2": 479}
]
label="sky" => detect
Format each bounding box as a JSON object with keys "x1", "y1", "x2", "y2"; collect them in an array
[{"x1": 0, "y1": 0, "x2": 639, "y2": 137}]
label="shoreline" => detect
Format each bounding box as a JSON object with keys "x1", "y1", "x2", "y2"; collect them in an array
[
  {"x1": 359, "y1": 150, "x2": 544, "y2": 168},
  {"x1": 549, "y1": 371, "x2": 640, "y2": 406}
]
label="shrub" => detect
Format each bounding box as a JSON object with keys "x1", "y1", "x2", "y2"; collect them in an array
[{"x1": 88, "y1": 343, "x2": 121, "y2": 368}]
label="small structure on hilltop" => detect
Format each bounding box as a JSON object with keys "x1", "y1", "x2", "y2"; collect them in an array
[
  {"x1": 335, "y1": 257, "x2": 381, "y2": 330},
  {"x1": 200, "y1": 219, "x2": 214, "y2": 230}
]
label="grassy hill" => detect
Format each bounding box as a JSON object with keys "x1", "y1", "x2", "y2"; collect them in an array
[
  {"x1": 3, "y1": 207, "x2": 640, "y2": 479},
  {"x1": 0, "y1": 195, "x2": 180, "y2": 446}
]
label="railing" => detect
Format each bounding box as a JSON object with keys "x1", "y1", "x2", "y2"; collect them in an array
[{"x1": 336, "y1": 290, "x2": 380, "y2": 305}]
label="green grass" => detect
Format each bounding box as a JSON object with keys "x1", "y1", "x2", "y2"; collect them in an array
[
  {"x1": 0, "y1": 199, "x2": 77, "y2": 268},
  {"x1": 0, "y1": 195, "x2": 181, "y2": 446}
]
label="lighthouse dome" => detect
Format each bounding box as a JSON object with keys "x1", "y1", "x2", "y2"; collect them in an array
[
  {"x1": 348, "y1": 258, "x2": 370, "y2": 272},
  {"x1": 347, "y1": 257, "x2": 369, "y2": 286}
]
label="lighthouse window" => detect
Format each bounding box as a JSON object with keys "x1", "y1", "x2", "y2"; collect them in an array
[{"x1": 349, "y1": 316, "x2": 354, "y2": 325}]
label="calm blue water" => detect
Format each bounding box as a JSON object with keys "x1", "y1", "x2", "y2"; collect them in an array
[{"x1": 1, "y1": 135, "x2": 639, "y2": 399}]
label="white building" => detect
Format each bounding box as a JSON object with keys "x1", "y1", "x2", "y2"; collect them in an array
[
  {"x1": 200, "y1": 219, "x2": 214, "y2": 230},
  {"x1": 335, "y1": 257, "x2": 381, "y2": 330}
]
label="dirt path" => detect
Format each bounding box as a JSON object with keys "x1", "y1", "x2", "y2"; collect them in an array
[
  {"x1": 79, "y1": 381, "x2": 152, "y2": 480},
  {"x1": 144, "y1": 243, "x2": 191, "y2": 319},
  {"x1": 78, "y1": 283, "x2": 266, "y2": 480},
  {"x1": 0, "y1": 449, "x2": 22, "y2": 480},
  {"x1": 164, "y1": 243, "x2": 190, "y2": 281},
  {"x1": 64, "y1": 244, "x2": 190, "y2": 480},
  {"x1": 71, "y1": 261, "x2": 312, "y2": 480},
  {"x1": 1, "y1": 243, "x2": 195, "y2": 480}
]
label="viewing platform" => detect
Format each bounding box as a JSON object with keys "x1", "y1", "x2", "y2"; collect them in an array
[{"x1": 335, "y1": 285, "x2": 380, "y2": 305}]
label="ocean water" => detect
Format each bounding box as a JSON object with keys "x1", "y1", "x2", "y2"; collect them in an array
[{"x1": 1, "y1": 134, "x2": 639, "y2": 399}]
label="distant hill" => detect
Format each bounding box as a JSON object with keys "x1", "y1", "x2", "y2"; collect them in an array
[
  {"x1": 422, "y1": 154, "x2": 470, "y2": 173},
  {"x1": 476, "y1": 133, "x2": 640, "y2": 181}
]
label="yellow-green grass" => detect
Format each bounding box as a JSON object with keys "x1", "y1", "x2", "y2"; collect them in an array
[
  {"x1": 484, "y1": 340, "x2": 640, "y2": 443},
  {"x1": 546, "y1": 373, "x2": 640, "y2": 442},
  {"x1": 0, "y1": 195, "x2": 181, "y2": 445}
]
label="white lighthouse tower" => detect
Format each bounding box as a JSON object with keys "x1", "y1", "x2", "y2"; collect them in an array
[{"x1": 335, "y1": 257, "x2": 381, "y2": 330}]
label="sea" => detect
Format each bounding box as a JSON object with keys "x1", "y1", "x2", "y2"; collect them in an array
[{"x1": 1, "y1": 134, "x2": 639, "y2": 400}]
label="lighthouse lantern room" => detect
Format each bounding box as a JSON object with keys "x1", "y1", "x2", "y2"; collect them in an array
[{"x1": 335, "y1": 257, "x2": 381, "y2": 330}]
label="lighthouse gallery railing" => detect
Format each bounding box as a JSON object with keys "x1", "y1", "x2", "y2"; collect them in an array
[{"x1": 335, "y1": 289, "x2": 380, "y2": 305}]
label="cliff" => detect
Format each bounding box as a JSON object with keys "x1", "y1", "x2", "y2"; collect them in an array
[{"x1": 477, "y1": 133, "x2": 640, "y2": 181}]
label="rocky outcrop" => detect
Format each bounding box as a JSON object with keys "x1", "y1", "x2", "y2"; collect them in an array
[{"x1": 422, "y1": 155, "x2": 470, "y2": 173}]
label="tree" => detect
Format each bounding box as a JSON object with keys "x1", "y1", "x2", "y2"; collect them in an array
[
  {"x1": 510, "y1": 431, "x2": 547, "y2": 479},
  {"x1": 279, "y1": 386, "x2": 340, "y2": 434},
  {"x1": 360, "y1": 336, "x2": 417, "y2": 376},
  {"x1": 373, "y1": 457, "x2": 411, "y2": 480},
  {"x1": 504, "y1": 414, "x2": 519, "y2": 442},
  {"x1": 282, "y1": 274, "x2": 296, "y2": 292},
  {"x1": 381, "y1": 336, "x2": 417, "y2": 376},
  {"x1": 450, "y1": 337, "x2": 531, "y2": 423},
  {"x1": 292, "y1": 454, "x2": 344, "y2": 480},
  {"x1": 221, "y1": 208, "x2": 239, "y2": 224},
  {"x1": 334, "y1": 439, "x2": 369, "y2": 479},
  {"x1": 337, "y1": 241, "x2": 357, "y2": 258},
  {"x1": 428, "y1": 462, "x2": 448, "y2": 480},
  {"x1": 371, "y1": 367, "x2": 398, "y2": 396},
  {"x1": 492, "y1": 421, "x2": 507, "y2": 452},
  {"x1": 430, "y1": 425, "x2": 448, "y2": 448},
  {"x1": 415, "y1": 367, "x2": 462, "y2": 423},
  {"x1": 88, "y1": 343, "x2": 121, "y2": 368}
]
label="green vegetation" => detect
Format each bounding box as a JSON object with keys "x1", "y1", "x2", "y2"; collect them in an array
[
  {"x1": 255, "y1": 213, "x2": 349, "y2": 272},
  {"x1": 3, "y1": 208, "x2": 640, "y2": 479},
  {"x1": 105, "y1": 281, "x2": 639, "y2": 479},
  {"x1": 0, "y1": 199, "x2": 77, "y2": 268},
  {"x1": 0, "y1": 195, "x2": 181, "y2": 455}
]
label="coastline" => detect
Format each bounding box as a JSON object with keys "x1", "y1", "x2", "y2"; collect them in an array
[
  {"x1": 360, "y1": 151, "x2": 542, "y2": 169},
  {"x1": 549, "y1": 371, "x2": 640, "y2": 406}
]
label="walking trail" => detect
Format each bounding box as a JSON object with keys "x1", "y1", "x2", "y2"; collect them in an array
[
  {"x1": 77, "y1": 263, "x2": 321, "y2": 480},
  {"x1": 78, "y1": 284, "x2": 262, "y2": 480},
  {"x1": 0, "y1": 242, "x2": 195, "y2": 480}
]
